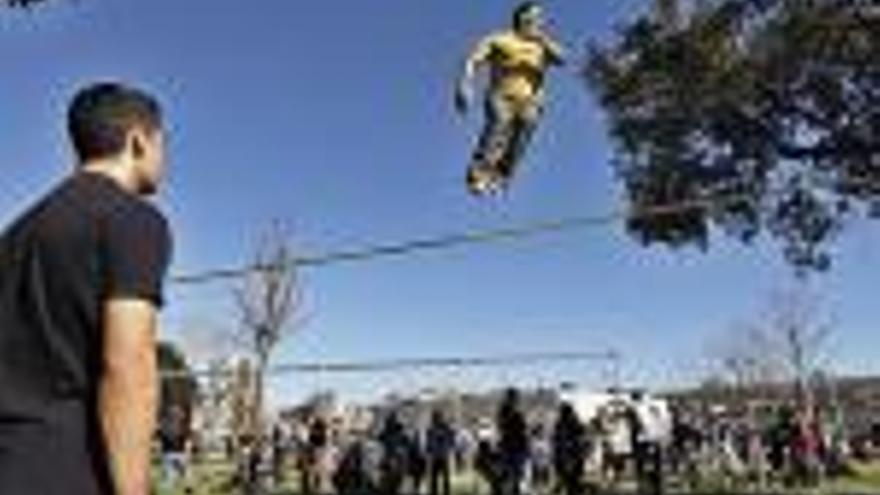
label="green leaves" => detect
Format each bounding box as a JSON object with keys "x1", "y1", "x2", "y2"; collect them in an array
[
  {"x1": 587, "y1": 0, "x2": 879, "y2": 271},
  {"x1": 157, "y1": 341, "x2": 198, "y2": 436},
  {"x1": 3, "y1": 0, "x2": 50, "y2": 8}
]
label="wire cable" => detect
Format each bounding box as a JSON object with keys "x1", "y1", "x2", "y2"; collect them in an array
[
  {"x1": 170, "y1": 187, "x2": 747, "y2": 286},
  {"x1": 160, "y1": 349, "x2": 620, "y2": 379}
]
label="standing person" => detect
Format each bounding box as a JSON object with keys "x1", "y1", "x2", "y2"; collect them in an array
[
  {"x1": 669, "y1": 407, "x2": 703, "y2": 487},
  {"x1": 766, "y1": 406, "x2": 795, "y2": 486},
  {"x1": 552, "y1": 403, "x2": 588, "y2": 495},
  {"x1": 0, "y1": 82, "x2": 172, "y2": 495},
  {"x1": 333, "y1": 435, "x2": 373, "y2": 495},
  {"x1": 303, "y1": 417, "x2": 330, "y2": 495},
  {"x1": 529, "y1": 423, "x2": 553, "y2": 495},
  {"x1": 454, "y1": 425, "x2": 477, "y2": 476},
  {"x1": 625, "y1": 397, "x2": 648, "y2": 493},
  {"x1": 631, "y1": 393, "x2": 669, "y2": 495},
  {"x1": 378, "y1": 412, "x2": 408, "y2": 495},
  {"x1": 475, "y1": 418, "x2": 500, "y2": 495},
  {"x1": 426, "y1": 410, "x2": 455, "y2": 495},
  {"x1": 158, "y1": 404, "x2": 191, "y2": 492},
  {"x1": 454, "y1": 1, "x2": 566, "y2": 195},
  {"x1": 602, "y1": 403, "x2": 632, "y2": 488},
  {"x1": 496, "y1": 389, "x2": 529, "y2": 495},
  {"x1": 406, "y1": 427, "x2": 427, "y2": 495},
  {"x1": 270, "y1": 422, "x2": 289, "y2": 488},
  {"x1": 242, "y1": 435, "x2": 263, "y2": 495},
  {"x1": 792, "y1": 408, "x2": 821, "y2": 486}
]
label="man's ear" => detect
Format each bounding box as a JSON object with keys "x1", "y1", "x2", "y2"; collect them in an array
[{"x1": 130, "y1": 131, "x2": 145, "y2": 160}]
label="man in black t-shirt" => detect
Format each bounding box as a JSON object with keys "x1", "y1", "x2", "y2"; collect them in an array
[
  {"x1": 497, "y1": 389, "x2": 528, "y2": 495},
  {"x1": 0, "y1": 82, "x2": 172, "y2": 495},
  {"x1": 426, "y1": 410, "x2": 454, "y2": 495}
]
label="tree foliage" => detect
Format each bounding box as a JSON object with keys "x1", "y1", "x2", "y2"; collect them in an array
[
  {"x1": 157, "y1": 341, "x2": 198, "y2": 441},
  {"x1": 587, "y1": 0, "x2": 879, "y2": 271},
  {"x1": 3, "y1": 0, "x2": 50, "y2": 8}
]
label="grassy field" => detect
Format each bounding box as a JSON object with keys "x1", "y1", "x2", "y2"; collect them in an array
[
  {"x1": 820, "y1": 461, "x2": 880, "y2": 494},
  {"x1": 154, "y1": 460, "x2": 880, "y2": 495}
]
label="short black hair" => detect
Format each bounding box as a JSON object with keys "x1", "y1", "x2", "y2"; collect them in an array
[
  {"x1": 512, "y1": 1, "x2": 540, "y2": 29},
  {"x1": 67, "y1": 82, "x2": 162, "y2": 163}
]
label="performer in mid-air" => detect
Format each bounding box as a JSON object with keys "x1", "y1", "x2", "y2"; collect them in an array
[{"x1": 455, "y1": 2, "x2": 565, "y2": 196}]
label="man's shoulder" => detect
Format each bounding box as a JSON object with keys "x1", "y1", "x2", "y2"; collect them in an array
[
  {"x1": 114, "y1": 202, "x2": 171, "y2": 257},
  {"x1": 98, "y1": 192, "x2": 172, "y2": 276},
  {"x1": 478, "y1": 30, "x2": 515, "y2": 49},
  {"x1": 488, "y1": 31, "x2": 547, "y2": 56},
  {"x1": 100, "y1": 187, "x2": 169, "y2": 233},
  {"x1": 486, "y1": 30, "x2": 515, "y2": 44},
  {"x1": 125, "y1": 198, "x2": 169, "y2": 231}
]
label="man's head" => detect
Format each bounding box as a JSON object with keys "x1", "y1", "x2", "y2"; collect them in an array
[
  {"x1": 512, "y1": 1, "x2": 543, "y2": 36},
  {"x1": 503, "y1": 387, "x2": 520, "y2": 407},
  {"x1": 68, "y1": 82, "x2": 165, "y2": 195}
]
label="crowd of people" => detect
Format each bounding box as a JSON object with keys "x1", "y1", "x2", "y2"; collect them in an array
[
  {"x1": 665, "y1": 401, "x2": 854, "y2": 490},
  {"x1": 275, "y1": 388, "x2": 594, "y2": 495},
  {"x1": 150, "y1": 386, "x2": 874, "y2": 495}
]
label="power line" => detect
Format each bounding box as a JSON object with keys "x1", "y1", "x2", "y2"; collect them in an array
[
  {"x1": 169, "y1": 190, "x2": 734, "y2": 286},
  {"x1": 161, "y1": 349, "x2": 620, "y2": 380}
]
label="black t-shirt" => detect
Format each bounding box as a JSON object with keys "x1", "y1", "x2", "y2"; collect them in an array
[
  {"x1": 498, "y1": 405, "x2": 528, "y2": 462},
  {"x1": 0, "y1": 172, "x2": 172, "y2": 419}
]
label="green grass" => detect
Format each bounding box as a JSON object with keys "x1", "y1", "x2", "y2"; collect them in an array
[
  {"x1": 819, "y1": 461, "x2": 880, "y2": 494},
  {"x1": 153, "y1": 460, "x2": 880, "y2": 495}
]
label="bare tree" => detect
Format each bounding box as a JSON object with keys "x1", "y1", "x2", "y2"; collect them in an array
[
  {"x1": 711, "y1": 321, "x2": 779, "y2": 386},
  {"x1": 709, "y1": 285, "x2": 835, "y2": 410},
  {"x1": 233, "y1": 222, "x2": 305, "y2": 458},
  {"x1": 764, "y1": 287, "x2": 834, "y2": 409}
]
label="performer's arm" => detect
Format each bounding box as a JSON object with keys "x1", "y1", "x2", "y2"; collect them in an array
[
  {"x1": 537, "y1": 31, "x2": 566, "y2": 66},
  {"x1": 455, "y1": 35, "x2": 495, "y2": 114}
]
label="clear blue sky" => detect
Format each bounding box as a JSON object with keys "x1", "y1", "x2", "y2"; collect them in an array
[{"x1": 2, "y1": 0, "x2": 878, "y2": 405}]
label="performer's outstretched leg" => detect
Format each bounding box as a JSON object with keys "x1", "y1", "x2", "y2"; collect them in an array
[{"x1": 468, "y1": 95, "x2": 514, "y2": 196}]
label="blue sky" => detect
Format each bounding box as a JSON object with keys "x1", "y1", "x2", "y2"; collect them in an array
[{"x1": 1, "y1": 0, "x2": 878, "y2": 405}]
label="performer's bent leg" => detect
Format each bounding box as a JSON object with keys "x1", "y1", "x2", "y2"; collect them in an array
[{"x1": 497, "y1": 102, "x2": 541, "y2": 186}]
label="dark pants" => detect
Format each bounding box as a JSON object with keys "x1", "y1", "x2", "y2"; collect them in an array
[
  {"x1": 380, "y1": 456, "x2": 406, "y2": 495},
  {"x1": 559, "y1": 475, "x2": 584, "y2": 495},
  {"x1": 0, "y1": 401, "x2": 112, "y2": 495},
  {"x1": 635, "y1": 442, "x2": 663, "y2": 495},
  {"x1": 428, "y1": 456, "x2": 451, "y2": 495},
  {"x1": 470, "y1": 92, "x2": 541, "y2": 184},
  {"x1": 556, "y1": 460, "x2": 584, "y2": 495},
  {"x1": 498, "y1": 455, "x2": 526, "y2": 495}
]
